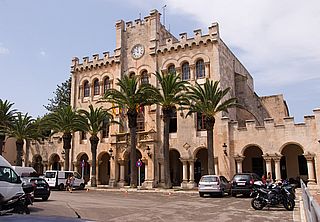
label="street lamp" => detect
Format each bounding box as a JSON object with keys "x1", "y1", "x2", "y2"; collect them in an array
[
  {"x1": 146, "y1": 146, "x2": 152, "y2": 158},
  {"x1": 223, "y1": 143, "x2": 228, "y2": 156},
  {"x1": 108, "y1": 148, "x2": 114, "y2": 159}
]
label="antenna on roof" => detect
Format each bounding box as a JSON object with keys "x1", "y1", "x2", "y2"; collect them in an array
[{"x1": 162, "y1": 5, "x2": 167, "y2": 27}]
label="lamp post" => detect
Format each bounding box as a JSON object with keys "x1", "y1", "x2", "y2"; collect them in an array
[
  {"x1": 223, "y1": 143, "x2": 228, "y2": 156},
  {"x1": 108, "y1": 148, "x2": 114, "y2": 159}
]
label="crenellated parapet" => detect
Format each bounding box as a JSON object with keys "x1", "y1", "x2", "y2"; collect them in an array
[
  {"x1": 230, "y1": 114, "x2": 317, "y2": 132},
  {"x1": 71, "y1": 51, "x2": 120, "y2": 73},
  {"x1": 156, "y1": 22, "x2": 220, "y2": 54}
]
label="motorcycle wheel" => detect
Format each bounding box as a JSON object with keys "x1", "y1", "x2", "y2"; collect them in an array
[
  {"x1": 283, "y1": 198, "x2": 295, "y2": 211},
  {"x1": 251, "y1": 198, "x2": 265, "y2": 210}
]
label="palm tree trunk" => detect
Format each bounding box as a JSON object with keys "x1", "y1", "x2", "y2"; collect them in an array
[
  {"x1": 25, "y1": 139, "x2": 30, "y2": 167},
  {"x1": 16, "y1": 139, "x2": 24, "y2": 166},
  {"x1": 63, "y1": 133, "x2": 72, "y2": 171},
  {"x1": 90, "y1": 135, "x2": 99, "y2": 187},
  {"x1": 163, "y1": 109, "x2": 172, "y2": 188},
  {"x1": 206, "y1": 117, "x2": 215, "y2": 175},
  {"x1": 0, "y1": 134, "x2": 5, "y2": 156},
  {"x1": 128, "y1": 109, "x2": 137, "y2": 188}
]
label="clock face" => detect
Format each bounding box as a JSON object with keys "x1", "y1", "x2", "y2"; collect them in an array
[{"x1": 131, "y1": 44, "x2": 144, "y2": 59}]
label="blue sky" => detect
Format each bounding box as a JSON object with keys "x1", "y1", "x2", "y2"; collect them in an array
[{"x1": 0, "y1": 0, "x2": 319, "y2": 123}]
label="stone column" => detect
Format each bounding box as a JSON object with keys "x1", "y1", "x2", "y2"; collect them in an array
[
  {"x1": 214, "y1": 157, "x2": 218, "y2": 175},
  {"x1": 108, "y1": 157, "x2": 117, "y2": 188},
  {"x1": 180, "y1": 159, "x2": 188, "y2": 189},
  {"x1": 263, "y1": 155, "x2": 273, "y2": 178},
  {"x1": 188, "y1": 159, "x2": 196, "y2": 189},
  {"x1": 304, "y1": 153, "x2": 316, "y2": 185},
  {"x1": 273, "y1": 155, "x2": 282, "y2": 182},
  {"x1": 234, "y1": 155, "x2": 244, "y2": 173},
  {"x1": 118, "y1": 160, "x2": 126, "y2": 187},
  {"x1": 60, "y1": 161, "x2": 64, "y2": 171}
]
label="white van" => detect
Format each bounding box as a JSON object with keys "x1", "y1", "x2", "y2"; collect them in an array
[
  {"x1": 0, "y1": 156, "x2": 24, "y2": 202},
  {"x1": 12, "y1": 166, "x2": 37, "y2": 177},
  {"x1": 44, "y1": 170, "x2": 85, "y2": 190}
]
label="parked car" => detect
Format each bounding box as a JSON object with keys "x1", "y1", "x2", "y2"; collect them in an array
[
  {"x1": 22, "y1": 177, "x2": 50, "y2": 201},
  {"x1": 198, "y1": 175, "x2": 231, "y2": 197},
  {"x1": 231, "y1": 173, "x2": 262, "y2": 197}
]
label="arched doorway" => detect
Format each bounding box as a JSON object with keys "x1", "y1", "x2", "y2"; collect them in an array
[
  {"x1": 98, "y1": 152, "x2": 111, "y2": 185},
  {"x1": 32, "y1": 155, "x2": 44, "y2": 175},
  {"x1": 78, "y1": 153, "x2": 90, "y2": 183},
  {"x1": 50, "y1": 153, "x2": 61, "y2": 170},
  {"x1": 169, "y1": 149, "x2": 182, "y2": 186},
  {"x1": 194, "y1": 148, "x2": 208, "y2": 184},
  {"x1": 242, "y1": 146, "x2": 264, "y2": 177},
  {"x1": 125, "y1": 149, "x2": 145, "y2": 185},
  {"x1": 281, "y1": 144, "x2": 307, "y2": 181}
]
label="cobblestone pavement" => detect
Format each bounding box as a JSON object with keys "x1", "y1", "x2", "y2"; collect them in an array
[{"x1": 25, "y1": 189, "x2": 299, "y2": 222}]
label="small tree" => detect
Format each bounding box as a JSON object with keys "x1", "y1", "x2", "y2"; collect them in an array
[
  {"x1": 44, "y1": 77, "x2": 71, "y2": 113},
  {"x1": 0, "y1": 99, "x2": 17, "y2": 156}
]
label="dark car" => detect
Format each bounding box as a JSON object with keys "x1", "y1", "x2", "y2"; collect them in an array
[
  {"x1": 22, "y1": 177, "x2": 51, "y2": 201},
  {"x1": 231, "y1": 173, "x2": 261, "y2": 197}
]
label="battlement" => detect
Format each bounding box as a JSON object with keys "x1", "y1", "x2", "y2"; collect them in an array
[
  {"x1": 156, "y1": 22, "x2": 219, "y2": 54},
  {"x1": 71, "y1": 51, "x2": 119, "y2": 72},
  {"x1": 229, "y1": 113, "x2": 317, "y2": 131}
]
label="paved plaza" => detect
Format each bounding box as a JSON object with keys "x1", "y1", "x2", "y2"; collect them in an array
[{"x1": 10, "y1": 189, "x2": 301, "y2": 222}]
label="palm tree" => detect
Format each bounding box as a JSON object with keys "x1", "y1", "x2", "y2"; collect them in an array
[
  {"x1": 101, "y1": 74, "x2": 151, "y2": 188},
  {"x1": 5, "y1": 112, "x2": 35, "y2": 166},
  {"x1": 78, "y1": 104, "x2": 115, "y2": 187},
  {"x1": 44, "y1": 106, "x2": 82, "y2": 171},
  {"x1": 187, "y1": 80, "x2": 237, "y2": 175},
  {"x1": 144, "y1": 72, "x2": 190, "y2": 188},
  {"x1": 0, "y1": 99, "x2": 16, "y2": 156}
]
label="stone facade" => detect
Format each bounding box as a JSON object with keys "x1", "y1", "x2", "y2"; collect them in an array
[{"x1": 3, "y1": 9, "x2": 319, "y2": 189}]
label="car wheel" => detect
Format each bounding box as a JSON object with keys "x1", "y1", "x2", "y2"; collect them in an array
[
  {"x1": 79, "y1": 183, "x2": 85, "y2": 190},
  {"x1": 58, "y1": 183, "x2": 64, "y2": 191},
  {"x1": 199, "y1": 192, "x2": 204, "y2": 197},
  {"x1": 42, "y1": 196, "x2": 49, "y2": 201}
]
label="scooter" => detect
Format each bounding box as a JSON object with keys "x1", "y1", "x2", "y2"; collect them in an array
[{"x1": 0, "y1": 192, "x2": 30, "y2": 215}]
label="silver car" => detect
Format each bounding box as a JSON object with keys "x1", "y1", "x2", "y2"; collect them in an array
[{"x1": 198, "y1": 175, "x2": 231, "y2": 197}]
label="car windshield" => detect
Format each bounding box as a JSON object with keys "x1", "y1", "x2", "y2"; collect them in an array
[
  {"x1": 45, "y1": 172, "x2": 56, "y2": 178},
  {"x1": 200, "y1": 176, "x2": 218, "y2": 182},
  {"x1": 233, "y1": 174, "x2": 250, "y2": 181}
]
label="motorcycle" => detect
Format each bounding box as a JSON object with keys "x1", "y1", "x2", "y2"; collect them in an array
[
  {"x1": 251, "y1": 182, "x2": 295, "y2": 211},
  {"x1": 0, "y1": 181, "x2": 34, "y2": 215}
]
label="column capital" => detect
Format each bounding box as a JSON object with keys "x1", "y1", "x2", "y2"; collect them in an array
[
  {"x1": 262, "y1": 154, "x2": 273, "y2": 161},
  {"x1": 234, "y1": 154, "x2": 245, "y2": 162},
  {"x1": 304, "y1": 152, "x2": 316, "y2": 161},
  {"x1": 118, "y1": 159, "x2": 126, "y2": 165},
  {"x1": 187, "y1": 159, "x2": 196, "y2": 164},
  {"x1": 179, "y1": 158, "x2": 188, "y2": 164},
  {"x1": 141, "y1": 157, "x2": 148, "y2": 165}
]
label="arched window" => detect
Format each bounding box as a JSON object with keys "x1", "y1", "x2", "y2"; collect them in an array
[
  {"x1": 101, "y1": 118, "x2": 109, "y2": 138},
  {"x1": 168, "y1": 64, "x2": 176, "y2": 74},
  {"x1": 196, "y1": 59, "x2": 205, "y2": 78},
  {"x1": 93, "y1": 79, "x2": 100, "y2": 95},
  {"x1": 80, "y1": 131, "x2": 87, "y2": 140},
  {"x1": 137, "y1": 106, "x2": 145, "y2": 132},
  {"x1": 83, "y1": 81, "x2": 90, "y2": 97},
  {"x1": 141, "y1": 70, "x2": 149, "y2": 85},
  {"x1": 129, "y1": 72, "x2": 135, "y2": 78},
  {"x1": 104, "y1": 77, "x2": 111, "y2": 94},
  {"x1": 182, "y1": 62, "x2": 190, "y2": 80},
  {"x1": 197, "y1": 112, "x2": 206, "y2": 131}
]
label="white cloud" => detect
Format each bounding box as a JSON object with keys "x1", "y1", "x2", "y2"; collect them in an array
[
  {"x1": 40, "y1": 50, "x2": 46, "y2": 56},
  {"x1": 0, "y1": 43, "x2": 9, "y2": 54},
  {"x1": 160, "y1": 0, "x2": 320, "y2": 87}
]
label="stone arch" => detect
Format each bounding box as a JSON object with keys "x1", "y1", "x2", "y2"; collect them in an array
[
  {"x1": 77, "y1": 153, "x2": 90, "y2": 183},
  {"x1": 169, "y1": 148, "x2": 183, "y2": 186},
  {"x1": 161, "y1": 58, "x2": 178, "y2": 70},
  {"x1": 280, "y1": 143, "x2": 307, "y2": 181},
  {"x1": 241, "y1": 144, "x2": 264, "y2": 156},
  {"x1": 49, "y1": 153, "x2": 61, "y2": 170},
  {"x1": 177, "y1": 56, "x2": 192, "y2": 67},
  {"x1": 194, "y1": 147, "x2": 208, "y2": 184},
  {"x1": 32, "y1": 154, "x2": 44, "y2": 175},
  {"x1": 191, "y1": 53, "x2": 210, "y2": 64},
  {"x1": 98, "y1": 151, "x2": 111, "y2": 185},
  {"x1": 242, "y1": 145, "x2": 265, "y2": 177},
  {"x1": 123, "y1": 148, "x2": 145, "y2": 185}
]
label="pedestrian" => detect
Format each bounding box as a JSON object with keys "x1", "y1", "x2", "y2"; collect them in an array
[
  {"x1": 69, "y1": 175, "x2": 75, "y2": 193},
  {"x1": 266, "y1": 172, "x2": 273, "y2": 184},
  {"x1": 66, "y1": 175, "x2": 71, "y2": 191},
  {"x1": 262, "y1": 174, "x2": 266, "y2": 184}
]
